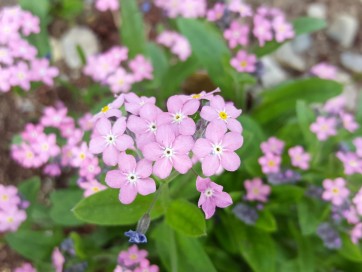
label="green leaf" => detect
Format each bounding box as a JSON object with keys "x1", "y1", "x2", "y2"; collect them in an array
[
  {"x1": 19, "y1": 0, "x2": 51, "y2": 57},
  {"x1": 50, "y1": 189, "x2": 83, "y2": 226},
  {"x1": 271, "y1": 185, "x2": 304, "y2": 205},
  {"x1": 339, "y1": 233, "x2": 362, "y2": 262},
  {"x1": 18, "y1": 176, "x2": 41, "y2": 204},
  {"x1": 5, "y1": 229, "x2": 62, "y2": 262},
  {"x1": 356, "y1": 92, "x2": 362, "y2": 123},
  {"x1": 166, "y1": 199, "x2": 206, "y2": 237},
  {"x1": 296, "y1": 100, "x2": 316, "y2": 147},
  {"x1": 177, "y1": 18, "x2": 234, "y2": 97},
  {"x1": 152, "y1": 222, "x2": 217, "y2": 272},
  {"x1": 255, "y1": 209, "x2": 277, "y2": 232},
  {"x1": 297, "y1": 197, "x2": 326, "y2": 235},
  {"x1": 293, "y1": 17, "x2": 327, "y2": 36},
  {"x1": 252, "y1": 78, "x2": 343, "y2": 127},
  {"x1": 120, "y1": 0, "x2": 146, "y2": 57},
  {"x1": 72, "y1": 189, "x2": 163, "y2": 225},
  {"x1": 146, "y1": 42, "x2": 169, "y2": 88}
]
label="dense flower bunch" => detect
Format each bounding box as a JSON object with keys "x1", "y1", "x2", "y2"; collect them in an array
[
  {"x1": 0, "y1": 6, "x2": 59, "y2": 92},
  {"x1": 11, "y1": 103, "x2": 106, "y2": 197},
  {"x1": 83, "y1": 46, "x2": 153, "y2": 94},
  {"x1": 156, "y1": 31, "x2": 192, "y2": 61},
  {"x1": 89, "y1": 89, "x2": 243, "y2": 218},
  {"x1": 0, "y1": 184, "x2": 28, "y2": 233},
  {"x1": 114, "y1": 245, "x2": 159, "y2": 272}
]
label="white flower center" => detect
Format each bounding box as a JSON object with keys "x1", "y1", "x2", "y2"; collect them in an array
[
  {"x1": 212, "y1": 144, "x2": 223, "y2": 156},
  {"x1": 148, "y1": 122, "x2": 157, "y2": 133},
  {"x1": 88, "y1": 165, "x2": 94, "y2": 172},
  {"x1": 205, "y1": 188, "x2": 214, "y2": 197},
  {"x1": 163, "y1": 147, "x2": 174, "y2": 158},
  {"x1": 41, "y1": 143, "x2": 49, "y2": 151},
  {"x1": 127, "y1": 173, "x2": 138, "y2": 183},
  {"x1": 104, "y1": 132, "x2": 117, "y2": 145},
  {"x1": 172, "y1": 111, "x2": 184, "y2": 123}
]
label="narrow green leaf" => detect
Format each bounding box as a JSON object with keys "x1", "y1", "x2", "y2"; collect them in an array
[
  {"x1": 120, "y1": 0, "x2": 146, "y2": 57},
  {"x1": 297, "y1": 197, "x2": 326, "y2": 235},
  {"x1": 296, "y1": 100, "x2": 316, "y2": 147},
  {"x1": 72, "y1": 189, "x2": 163, "y2": 226},
  {"x1": 18, "y1": 176, "x2": 41, "y2": 205},
  {"x1": 339, "y1": 233, "x2": 362, "y2": 262},
  {"x1": 293, "y1": 17, "x2": 327, "y2": 36},
  {"x1": 166, "y1": 199, "x2": 206, "y2": 237},
  {"x1": 146, "y1": 42, "x2": 169, "y2": 88},
  {"x1": 255, "y1": 209, "x2": 277, "y2": 232}
]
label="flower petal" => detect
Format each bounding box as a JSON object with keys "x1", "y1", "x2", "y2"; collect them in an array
[
  {"x1": 118, "y1": 152, "x2": 137, "y2": 172},
  {"x1": 193, "y1": 138, "x2": 212, "y2": 158},
  {"x1": 136, "y1": 159, "x2": 153, "y2": 178},
  {"x1": 156, "y1": 125, "x2": 175, "y2": 147},
  {"x1": 103, "y1": 145, "x2": 119, "y2": 166},
  {"x1": 200, "y1": 106, "x2": 218, "y2": 121},
  {"x1": 142, "y1": 142, "x2": 163, "y2": 161},
  {"x1": 221, "y1": 152, "x2": 240, "y2": 172},
  {"x1": 119, "y1": 184, "x2": 138, "y2": 204},
  {"x1": 202, "y1": 155, "x2": 220, "y2": 176},
  {"x1": 115, "y1": 135, "x2": 134, "y2": 151},
  {"x1": 89, "y1": 136, "x2": 106, "y2": 154},
  {"x1": 95, "y1": 118, "x2": 111, "y2": 135},
  {"x1": 105, "y1": 170, "x2": 125, "y2": 188},
  {"x1": 112, "y1": 117, "x2": 127, "y2": 135},
  {"x1": 137, "y1": 178, "x2": 156, "y2": 195},
  {"x1": 179, "y1": 117, "x2": 196, "y2": 135},
  {"x1": 173, "y1": 154, "x2": 192, "y2": 174},
  {"x1": 127, "y1": 115, "x2": 147, "y2": 134},
  {"x1": 173, "y1": 135, "x2": 194, "y2": 154},
  {"x1": 153, "y1": 157, "x2": 172, "y2": 179},
  {"x1": 223, "y1": 132, "x2": 243, "y2": 151}
]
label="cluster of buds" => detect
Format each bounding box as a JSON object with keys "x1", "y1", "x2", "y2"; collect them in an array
[
  {"x1": 0, "y1": 184, "x2": 28, "y2": 233},
  {"x1": 0, "y1": 6, "x2": 59, "y2": 92},
  {"x1": 89, "y1": 89, "x2": 243, "y2": 219},
  {"x1": 83, "y1": 46, "x2": 153, "y2": 94}
]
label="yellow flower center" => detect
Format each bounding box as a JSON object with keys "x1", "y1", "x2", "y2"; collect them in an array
[
  {"x1": 92, "y1": 187, "x2": 100, "y2": 192},
  {"x1": 240, "y1": 61, "x2": 248, "y2": 68},
  {"x1": 332, "y1": 188, "x2": 339, "y2": 194},
  {"x1": 118, "y1": 79, "x2": 124, "y2": 86},
  {"x1": 267, "y1": 160, "x2": 276, "y2": 167},
  {"x1": 7, "y1": 217, "x2": 14, "y2": 223},
  {"x1": 101, "y1": 105, "x2": 109, "y2": 113},
  {"x1": 79, "y1": 153, "x2": 86, "y2": 160},
  {"x1": 1, "y1": 195, "x2": 8, "y2": 201},
  {"x1": 192, "y1": 94, "x2": 201, "y2": 99},
  {"x1": 26, "y1": 151, "x2": 33, "y2": 159},
  {"x1": 129, "y1": 254, "x2": 138, "y2": 260},
  {"x1": 252, "y1": 188, "x2": 259, "y2": 195},
  {"x1": 219, "y1": 111, "x2": 228, "y2": 120}
]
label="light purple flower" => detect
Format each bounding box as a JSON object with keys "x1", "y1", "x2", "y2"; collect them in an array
[
  {"x1": 206, "y1": 3, "x2": 225, "y2": 21},
  {"x1": 128, "y1": 55, "x2": 153, "y2": 82},
  {"x1": 0, "y1": 185, "x2": 20, "y2": 210},
  {"x1": 253, "y1": 15, "x2": 273, "y2": 46},
  {"x1": 336, "y1": 151, "x2": 362, "y2": 175},
  {"x1": 322, "y1": 178, "x2": 349, "y2": 206},
  {"x1": 310, "y1": 63, "x2": 337, "y2": 80},
  {"x1": 78, "y1": 179, "x2": 107, "y2": 197},
  {"x1": 0, "y1": 207, "x2": 26, "y2": 232}
]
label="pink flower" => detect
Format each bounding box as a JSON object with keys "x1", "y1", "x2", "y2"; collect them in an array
[
  {"x1": 206, "y1": 3, "x2": 225, "y2": 21},
  {"x1": 78, "y1": 113, "x2": 94, "y2": 131},
  {"x1": 9, "y1": 62, "x2": 31, "y2": 91},
  {"x1": 14, "y1": 263, "x2": 36, "y2": 272},
  {"x1": 244, "y1": 178, "x2": 271, "y2": 202},
  {"x1": 336, "y1": 151, "x2": 362, "y2": 175},
  {"x1": 143, "y1": 125, "x2": 193, "y2": 179},
  {"x1": 33, "y1": 134, "x2": 60, "y2": 162},
  {"x1": 158, "y1": 95, "x2": 198, "y2": 136},
  {"x1": 124, "y1": 93, "x2": 156, "y2": 115},
  {"x1": 134, "y1": 259, "x2": 159, "y2": 272},
  {"x1": 196, "y1": 176, "x2": 232, "y2": 219},
  {"x1": 351, "y1": 223, "x2": 362, "y2": 244},
  {"x1": 354, "y1": 137, "x2": 362, "y2": 157},
  {"x1": 179, "y1": 0, "x2": 206, "y2": 18},
  {"x1": 89, "y1": 117, "x2": 134, "y2": 166},
  {"x1": 157, "y1": 31, "x2": 191, "y2": 61},
  {"x1": 310, "y1": 63, "x2": 337, "y2": 80},
  {"x1": 30, "y1": 59, "x2": 59, "y2": 86},
  {"x1": 200, "y1": 95, "x2": 242, "y2": 133},
  {"x1": 223, "y1": 21, "x2": 249, "y2": 49},
  {"x1": 0, "y1": 46, "x2": 13, "y2": 65},
  {"x1": 193, "y1": 122, "x2": 243, "y2": 176},
  {"x1": 106, "y1": 153, "x2": 156, "y2": 204},
  {"x1": 95, "y1": 0, "x2": 119, "y2": 11},
  {"x1": 272, "y1": 16, "x2": 294, "y2": 42},
  {"x1": 324, "y1": 95, "x2": 346, "y2": 114},
  {"x1": 11, "y1": 143, "x2": 43, "y2": 168},
  {"x1": 79, "y1": 156, "x2": 101, "y2": 180},
  {"x1": 9, "y1": 39, "x2": 37, "y2": 60},
  {"x1": 0, "y1": 68, "x2": 11, "y2": 92},
  {"x1": 70, "y1": 142, "x2": 90, "y2": 167},
  {"x1": 260, "y1": 137, "x2": 284, "y2": 155},
  {"x1": 228, "y1": 0, "x2": 253, "y2": 17},
  {"x1": 118, "y1": 245, "x2": 148, "y2": 267},
  {"x1": 340, "y1": 112, "x2": 359, "y2": 133},
  {"x1": 230, "y1": 50, "x2": 257, "y2": 73},
  {"x1": 21, "y1": 123, "x2": 44, "y2": 142},
  {"x1": 0, "y1": 207, "x2": 26, "y2": 232},
  {"x1": 107, "y1": 68, "x2": 134, "y2": 94},
  {"x1": 258, "y1": 153, "x2": 281, "y2": 174},
  {"x1": 78, "y1": 179, "x2": 107, "y2": 197},
  {"x1": 20, "y1": 11, "x2": 40, "y2": 36},
  {"x1": 288, "y1": 146, "x2": 311, "y2": 170},
  {"x1": 253, "y1": 16, "x2": 273, "y2": 46},
  {"x1": 353, "y1": 189, "x2": 362, "y2": 215},
  {"x1": 343, "y1": 206, "x2": 359, "y2": 225},
  {"x1": 52, "y1": 247, "x2": 65, "y2": 272},
  {"x1": 41, "y1": 106, "x2": 68, "y2": 128},
  {"x1": 43, "y1": 163, "x2": 61, "y2": 177},
  {"x1": 0, "y1": 185, "x2": 20, "y2": 210},
  {"x1": 129, "y1": 55, "x2": 153, "y2": 82},
  {"x1": 310, "y1": 116, "x2": 337, "y2": 141},
  {"x1": 322, "y1": 178, "x2": 349, "y2": 206},
  {"x1": 93, "y1": 98, "x2": 124, "y2": 121}
]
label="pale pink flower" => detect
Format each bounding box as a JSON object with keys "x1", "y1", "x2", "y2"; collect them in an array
[
  {"x1": 21, "y1": 123, "x2": 44, "y2": 142},
  {"x1": 201, "y1": 95, "x2": 242, "y2": 133},
  {"x1": 0, "y1": 207, "x2": 26, "y2": 232},
  {"x1": 0, "y1": 68, "x2": 11, "y2": 92},
  {"x1": 230, "y1": 50, "x2": 257, "y2": 73},
  {"x1": 89, "y1": 117, "x2": 134, "y2": 166},
  {"x1": 129, "y1": 55, "x2": 153, "y2": 82},
  {"x1": 30, "y1": 59, "x2": 59, "y2": 86},
  {"x1": 71, "y1": 142, "x2": 90, "y2": 167},
  {"x1": 322, "y1": 178, "x2": 349, "y2": 206},
  {"x1": 118, "y1": 245, "x2": 148, "y2": 267},
  {"x1": 258, "y1": 153, "x2": 281, "y2": 174},
  {"x1": 324, "y1": 95, "x2": 346, "y2": 114},
  {"x1": 244, "y1": 178, "x2": 271, "y2": 203},
  {"x1": 14, "y1": 263, "x2": 36, "y2": 272},
  {"x1": 78, "y1": 179, "x2": 107, "y2": 197},
  {"x1": 52, "y1": 247, "x2": 64, "y2": 272},
  {"x1": 0, "y1": 46, "x2": 13, "y2": 65},
  {"x1": 310, "y1": 116, "x2": 337, "y2": 141},
  {"x1": 9, "y1": 62, "x2": 31, "y2": 91},
  {"x1": 95, "y1": 0, "x2": 119, "y2": 11},
  {"x1": 33, "y1": 134, "x2": 61, "y2": 162},
  {"x1": 272, "y1": 16, "x2": 294, "y2": 42},
  {"x1": 336, "y1": 152, "x2": 362, "y2": 175},
  {"x1": 353, "y1": 189, "x2": 362, "y2": 215},
  {"x1": 143, "y1": 125, "x2": 193, "y2": 179},
  {"x1": 78, "y1": 113, "x2": 94, "y2": 131},
  {"x1": 134, "y1": 259, "x2": 159, "y2": 272},
  {"x1": 343, "y1": 206, "x2": 359, "y2": 225},
  {"x1": 41, "y1": 106, "x2": 68, "y2": 128},
  {"x1": 260, "y1": 137, "x2": 284, "y2": 155},
  {"x1": 193, "y1": 122, "x2": 243, "y2": 176},
  {"x1": 196, "y1": 176, "x2": 232, "y2": 219},
  {"x1": 9, "y1": 39, "x2": 37, "y2": 60},
  {"x1": 340, "y1": 112, "x2": 359, "y2": 133},
  {"x1": 20, "y1": 11, "x2": 40, "y2": 36},
  {"x1": 351, "y1": 223, "x2": 362, "y2": 244},
  {"x1": 253, "y1": 16, "x2": 273, "y2": 46},
  {"x1": 43, "y1": 163, "x2": 61, "y2": 177},
  {"x1": 224, "y1": 21, "x2": 249, "y2": 49},
  {"x1": 0, "y1": 185, "x2": 20, "y2": 210},
  {"x1": 228, "y1": 0, "x2": 253, "y2": 17},
  {"x1": 107, "y1": 68, "x2": 134, "y2": 94},
  {"x1": 354, "y1": 138, "x2": 362, "y2": 158},
  {"x1": 288, "y1": 146, "x2": 311, "y2": 170},
  {"x1": 157, "y1": 31, "x2": 191, "y2": 61},
  {"x1": 310, "y1": 63, "x2": 337, "y2": 80},
  {"x1": 124, "y1": 93, "x2": 156, "y2": 115},
  {"x1": 206, "y1": 3, "x2": 225, "y2": 21},
  {"x1": 79, "y1": 156, "x2": 101, "y2": 180}
]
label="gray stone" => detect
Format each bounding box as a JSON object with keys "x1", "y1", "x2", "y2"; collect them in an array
[
  {"x1": 307, "y1": 3, "x2": 327, "y2": 19},
  {"x1": 340, "y1": 52, "x2": 362, "y2": 73},
  {"x1": 260, "y1": 57, "x2": 288, "y2": 88},
  {"x1": 274, "y1": 43, "x2": 307, "y2": 72},
  {"x1": 327, "y1": 14, "x2": 359, "y2": 48},
  {"x1": 292, "y1": 34, "x2": 313, "y2": 53},
  {"x1": 60, "y1": 26, "x2": 99, "y2": 69}
]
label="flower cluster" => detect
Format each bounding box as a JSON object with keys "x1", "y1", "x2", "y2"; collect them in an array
[
  {"x1": 115, "y1": 245, "x2": 159, "y2": 272},
  {"x1": 154, "y1": 0, "x2": 206, "y2": 18},
  {"x1": 310, "y1": 95, "x2": 359, "y2": 141},
  {"x1": 0, "y1": 6, "x2": 59, "y2": 92},
  {"x1": 156, "y1": 31, "x2": 192, "y2": 61},
  {"x1": 14, "y1": 263, "x2": 36, "y2": 272},
  {"x1": 258, "y1": 137, "x2": 310, "y2": 178},
  {"x1": 0, "y1": 184, "x2": 28, "y2": 233},
  {"x1": 11, "y1": 103, "x2": 106, "y2": 198},
  {"x1": 95, "y1": 0, "x2": 119, "y2": 12},
  {"x1": 83, "y1": 46, "x2": 153, "y2": 94},
  {"x1": 89, "y1": 90, "x2": 242, "y2": 218}
]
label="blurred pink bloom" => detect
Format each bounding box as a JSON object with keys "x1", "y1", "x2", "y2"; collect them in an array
[
  {"x1": 30, "y1": 59, "x2": 59, "y2": 86},
  {"x1": 260, "y1": 137, "x2": 284, "y2": 155},
  {"x1": 0, "y1": 185, "x2": 20, "y2": 210},
  {"x1": 224, "y1": 21, "x2": 249, "y2": 49},
  {"x1": 9, "y1": 39, "x2": 37, "y2": 61},
  {"x1": 336, "y1": 151, "x2": 362, "y2": 175},
  {"x1": 322, "y1": 178, "x2": 349, "y2": 206},
  {"x1": 272, "y1": 16, "x2": 294, "y2": 42},
  {"x1": 118, "y1": 245, "x2": 148, "y2": 267},
  {"x1": 230, "y1": 50, "x2": 257, "y2": 73},
  {"x1": 129, "y1": 55, "x2": 153, "y2": 82},
  {"x1": 41, "y1": 106, "x2": 68, "y2": 128},
  {"x1": 78, "y1": 113, "x2": 94, "y2": 131},
  {"x1": 0, "y1": 207, "x2": 26, "y2": 232},
  {"x1": 310, "y1": 63, "x2": 337, "y2": 80},
  {"x1": 206, "y1": 3, "x2": 225, "y2": 21},
  {"x1": 310, "y1": 116, "x2": 337, "y2": 141},
  {"x1": 21, "y1": 123, "x2": 44, "y2": 142},
  {"x1": 78, "y1": 179, "x2": 107, "y2": 197},
  {"x1": 351, "y1": 223, "x2": 362, "y2": 244},
  {"x1": 14, "y1": 263, "x2": 36, "y2": 272},
  {"x1": 323, "y1": 95, "x2": 346, "y2": 114},
  {"x1": 196, "y1": 176, "x2": 232, "y2": 219},
  {"x1": 9, "y1": 62, "x2": 31, "y2": 91},
  {"x1": 288, "y1": 146, "x2": 311, "y2": 170},
  {"x1": 343, "y1": 206, "x2": 359, "y2": 225},
  {"x1": 107, "y1": 67, "x2": 134, "y2": 93},
  {"x1": 20, "y1": 11, "x2": 40, "y2": 35},
  {"x1": 244, "y1": 177, "x2": 271, "y2": 202},
  {"x1": 33, "y1": 134, "x2": 60, "y2": 162},
  {"x1": 125, "y1": 93, "x2": 156, "y2": 115},
  {"x1": 95, "y1": 0, "x2": 119, "y2": 11},
  {"x1": 0, "y1": 46, "x2": 13, "y2": 65},
  {"x1": 157, "y1": 31, "x2": 191, "y2": 61},
  {"x1": 52, "y1": 247, "x2": 65, "y2": 272},
  {"x1": 228, "y1": 0, "x2": 253, "y2": 17},
  {"x1": 0, "y1": 68, "x2": 11, "y2": 92},
  {"x1": 79, "y1": 156, "x2": 101, "y2": 180},
  {"x1": 253, "y1": 16, "x2": 273, "y2": 46},
  {"x1": 258, "y1": 153, "x2": 281, "y2": 174},
  {"x1": 43, "y1": 163, "x2": 61, "y2": 177},
  {"x1": 340, "y1": 112, "x2": 359, "y2": 133},
  {"x1": 134, "y1": 259, "x2": 159, "y2": 272},
  {"x1": 354, "y1": 137, "x2": 362, "y2": 157}
]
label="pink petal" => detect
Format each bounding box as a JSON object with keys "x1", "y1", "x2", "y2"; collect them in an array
[
  {"x1": 182, "y1": 100, "x2": 199, "y2": 115},
  {"x1": 173, "y1": 154, "x2": 192, "y2": 174},
  {"x1": 156, "y1": 125, "x2": 175, "y2": 147},
  {"x1": 89, "y1": 136, "x2": 106, "y2": 154},
  {"x1": 202, "y1": 155, "x2": 220, "y2": 176},
  {"x1": 173, "y1": 135, "x2": 194, "y2": 153},
  {"x1": 137, "y1": 177, "x2": 156, "y2": 195},
  {"x1": 227, "y1": 118, "x2": 243, "y2": 133},
  {"x1": 96, "y1": 118, "x2": 111, "y2": 135},
  {"x1": 115, "y1": 135, "x2": 134, "y2": 151},
  {"x1": 210, "y1": 95, "x2": 225, "y2": 109},
  {"x1": 136, "y1": 159, "x2": 153, "y2": 178},
  {"x1": 179, "y1": 117, "x2": 196, "y2": 135},
  {"x1": 200, "y1": 106, "x2": 218, "y2": 121},
  {"x1": 167, "y1": 95, "x2": 183, "y2": 112},
  {"x1": 127, "y1": 115, "x2": 147, "y2": 134},
  {"x1": 112, "y1": 117, "x2": 127, "y2": 135},
  {"x1": 118, "y1": 152, "x2": 137, "y2": 172},
  {"x1": 193, "y1": 139, "x2": 212, "y2": 158},
  {"x1": 119, "y1": 184, "x2": 138, "y2": 204},
  {"x1": 223, "y1": 132, "x2": 243, "y2": 151},
  {"x1": 225, "y1": 103, "x2": 242, "y2": 118},
  {"x1": 103, "y1": 145, "x2": 119, "y2": 166},
  {"x1": 140, "y1": 103, "x2": 159, "y2": 121},
  {"x1": 202, "y1": 199, "x2": 216, "y2": 219},
  {"x1": 196, "y1": 176, "x2": 209, "y2": 192},
  {"x1": 143, "y1": 142, "x2": 163, "y2": 161},
  {"x1": 105, "y1": 170, "x2": 124, "y2": 188},
  {"x1": 205, "y1": 121, "x2": 227, "y2": 143},
  {"x1": 214, "y1": 191, "x2": 232, "y2": 208},
  {"x1": 221, "y1": 152, "x2": 240, "y2": 172},
  {"x1": 153, "y1": 157, "x2": 172, "y2": 179}
]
